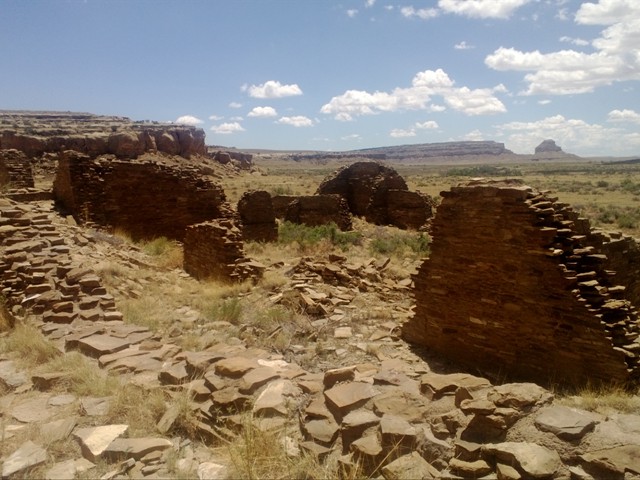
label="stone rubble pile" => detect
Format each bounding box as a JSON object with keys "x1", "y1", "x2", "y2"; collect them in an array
[
  {"x1": 404, "y1": 179, "x2": 640, "y2": 386},
  {"x1": 1, "y1": 188, "x2": 640, "y2": 479}
]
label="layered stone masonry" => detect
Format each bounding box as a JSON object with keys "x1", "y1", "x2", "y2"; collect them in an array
[
  {"x1": 0, "y1": 199, "x2": 122, "y2": 327},
  {"x1": 0, "y1": 149, "x2": 35, "y2": 190},
  {"x1": 403, "y1": 179, "x2": 640, "y2": 386},
  {"x1": 283, "y1": 194, "x2": 353, "y2": 231},
  {"x1": 53, "y1": 151, "x2": 228, "y2": 241},
  {"x1": 237, "y1": 190, "x2": 278, "y2": 242},
  {"x1": 183, "y1": 218, "x2": 265, "y2": 282},
  {"x1": 1, "y1": 193, "x2": 640, "y2": 479},
  {"x1": 316, "y1": 161, "x2": 433, "y2": 230}
]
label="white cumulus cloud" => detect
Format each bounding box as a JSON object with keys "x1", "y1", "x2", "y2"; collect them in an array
[
  {"x1": 276, "y1": 116, "x2": 314, "y2": 127},
  {"x1": 438, "y1": 0, "x2": 533, "y2": 19},
  {"x1": 175, "y1": 115, "x2": 203, "y2": 126},
  {"x1": 485, "y1": 0, "x2": 640, "y2": 95},
  {"x1": 607, "y1": 108, "x2": 640, "y2": 122},
  {"x1": 454, "y1": 41, "x2": 475, "y2": 50},
  {"x1": 559, "y1": 36, "x2": 590, "y2": 46},
  {"x1": 416, "y1": 120, "x2": 439, "y2": 129},
  {"x1": 208, "y1": 114, "x2": 223, "y2": 121},
  {"x1": 229, "y1": 102, "x2": 243, "y2": 108},
  {"x1": 243, "y1": 80, "x2": 303, "y2": 99},
  {"x1": 210, "y1": 122, "x2": 245, "y2": 134},
  {"x1": 321, "y1": 68, "x2": 505, "y2": 120},
  {"x1": 248, "y1": 106, "x2": 278, "y2": 118},
  {"x1": 400, "y1": 6, "x2": 439, "y2": 19},
  {"x1": 347, "y1": 9, "x2": 358, "y2": 17},
  {"x1": 495, "y1": 114, "x2": 634, "y2": 154},
  {"x1": 390, "y1": 128, "x2": 417, "y2": 138}
]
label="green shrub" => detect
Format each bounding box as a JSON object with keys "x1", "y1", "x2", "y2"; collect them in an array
[
  {"x1": 369, "y1": 229, "x2": 430, "y2": 257},
  {"x1": 443, "y1": 165, "x2": 522, "y2": 177},
  {"x1": 278, "y1": 221, "x2": 362, "y2": 251},
  {"x1": 142, "y1": 236, "x2": 173, "y2": 256}
]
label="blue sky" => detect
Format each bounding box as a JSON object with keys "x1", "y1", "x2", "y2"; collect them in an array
[{"x1": 1, "y1": 0, "x2": 639, "y2": 156}]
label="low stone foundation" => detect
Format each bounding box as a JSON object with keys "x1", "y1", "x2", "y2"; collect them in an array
[{"x1": 403, "y1": 179, "x2": 640, "y2": 386}]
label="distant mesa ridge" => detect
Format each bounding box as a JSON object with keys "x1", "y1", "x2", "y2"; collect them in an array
[{"x1": 291, "y1": 141, "x2": 512, "y2": 162}]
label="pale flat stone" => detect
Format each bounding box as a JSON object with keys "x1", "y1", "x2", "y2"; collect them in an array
[
  {"x1": 240, "y1": 366, "x2": 279, "y2": 394},
  {"x1": 45, "y1": 459, "x2": 76, "y2": 480},
  {"x1": 74, "y1": 424, "x2": 129, "y2": 461},
  {"x1": 580, "y1": 444, "x2": 640, "y2": 475},
  {"x1": 2, "y1": 441, "x2": 47, "y2": 478},
  {"x1": 198, "y1": 461, "x2": 226, "y2": 479},
  {"x1": 81, "y1": 396, "x2": 111, "y2": 416},
  {"x1": 304, "y1": 418, "x2": 340, "y2": 444},
  {"x1": 214, "y1": 357, "x2": 258, "y2": 378},
  {"x1": 324, "y1": 382, "x2": 379, "y2": 415},
  {"x1": 11, "y1": 395, "x2": 55, "y2": 423},
  {"x1": 488, "y1": 383, "x2": 554, "y2": 411},
  {"x1": 334, "y1": 326, "x2": 352, "y2": 338},
  {"x1": 351, "y1": 434, "x2": 382, "y2": 457},
  {"x1": 103, "y1": 437, "x2": 172, "y2": 460},
  {"x1": 48, "y1": 393, "x2": 76, "y2": 406},
  {"x1": 483, "y1": 442, "x2": 561, "y2": 478},
  {"x1": 323, "y1": 366, "x2": 356, "y2": 388},
  {"x1": 381, "y1": 451, "x2": 438, "y2": 479},
  {"x1": 420, "y1": 372, "x2": 491, "y2": 400},
  {"x1": 449, "y1": 458, "x2": 493, "y2": 477},
  {"x1": 40, "y1": 416, "x2": 77, "y2": 442},
  {"x1": 535, "y1": 405, "x2": 599, "y2": 440},
  {"x1": 0, "y1": 360, "x2": 28, "y2": 390},
  {"x1": 253, "y1": 379, "x2": 298, "y2": 416},
  {"x1": 380, "y1": 414, "x2": 417, "y2": 437},
  {"x1": 76, "y1": 334, "x2": 132, "y2": 357}
]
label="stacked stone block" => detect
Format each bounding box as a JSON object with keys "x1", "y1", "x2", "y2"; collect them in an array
[
  {"x1": 237, "y1": 190, "x2": 278, "y2": 242},
  {"x1": 53, "y1": 152, "x2": 228, "y2": 241},
  {"x1": 183, "y1": 218, "x2": 264, "y2": 282},
  {"x1": 0, "y1": 149, "x2": 35, "y2": 189},
  {"x1": 284, "y1": 194, "x2": 353, "y2": 231},
  {"x1": 0, "y1": 199, "x2": 122, "y2": 326},
  {"x1": 403, "y1": 179, "x2": 640, "y2": 386}
]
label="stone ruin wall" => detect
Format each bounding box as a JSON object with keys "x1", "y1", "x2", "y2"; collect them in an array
[
  {"x1": 237, "y1": 190, "x2": 278, "y2": 242},
  {"x1": 0, "y1": 149, "x2": 34, "y2": 190},
  {"x1": 403, "y1": 180, "x2": 640, "y2": 386},
  {"x1": 284, "y1": 195, "x2": 353, "y2": 231},
  {"x1": 316, "y1": 161, "x2": 433, "y2": 230},
  {"x1": 183, "y1": 218, "x2": 264, "y2": 282},
  {"x1": 53, "y1": 152, "x2": 228, "y2": 241}
]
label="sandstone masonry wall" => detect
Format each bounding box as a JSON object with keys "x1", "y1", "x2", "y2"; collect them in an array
[
  {"x1": 316, "y1": 161, "x2": 432, "y2": 230},
  {"x1": 53, "y1": 152, "x2": 228, "y2": 241},
  {"x1": 284, "y1": 195, "x2": 353, "y2": 231},
  {"x1": 237, "y1": 190, "x2": 278, "y2": 242},
  {"x1": 183, "y1": 219, "x2": 264, "y2": 282},
  {"x1": 403, "y1": 180, "x2": 640, "y2": 386},
  {"x1": 0, "y1": 149, "x2": 34, "y2": 189}
]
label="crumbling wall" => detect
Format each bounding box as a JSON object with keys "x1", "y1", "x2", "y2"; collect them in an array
[
  {"x1": 316, "y1": 161, "x2": 432, "y2": 229},
  {"x1": 237, "y1": 190, "x2": 278, "y2": 242},
  {"x1": 183, "y1": 219, "x2": 264, "y2": 282},
  {"x1": 317, "y1": 161, "x2": 407, "y2": 217},
  {"x1": 284, "y1": 195, "x2": 353, "y2": 231},
  {"x1": 403, "y1": 179, "x2": 640, "y2": 386},
  {"x1": 53, "y1": 152, "x2": 228, "y2": 240},
  {"x1": 386, "y1": 190, "x2": 433, "y2": 230},
  {"x1": 0, "y1": 149, "x2": 34, "y2": 189}
]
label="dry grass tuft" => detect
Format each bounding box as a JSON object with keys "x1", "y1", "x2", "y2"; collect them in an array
[
  {"x1": 38, "y1": 351, "x2": 120, "y2": 397},
  {"x1": 0, "y1": 322, "x2": 61, "y2": 367},
  {"x1": 106, "y1": 383, "x2": 167, "y2": 436},
  {"x1": 558, "y1": 383, "x2": 640, "y2": 415}
]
